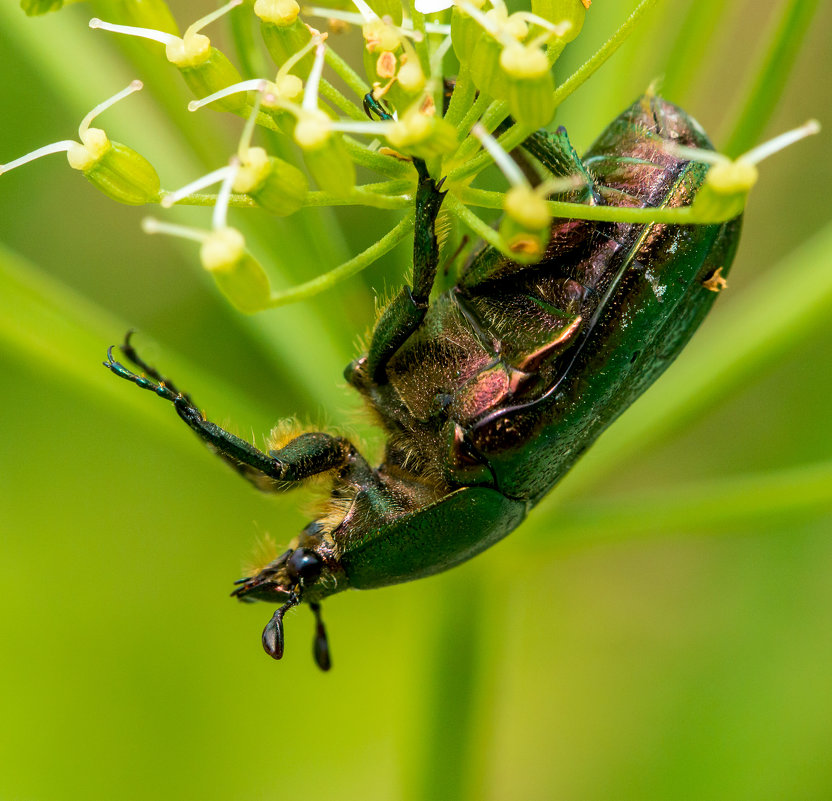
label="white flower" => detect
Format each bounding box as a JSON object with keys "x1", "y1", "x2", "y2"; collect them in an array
[{"x1": 414, "y1": 0, "x2": 453, "y2": 14}]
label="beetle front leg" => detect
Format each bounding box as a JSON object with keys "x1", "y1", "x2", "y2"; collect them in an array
[
  {"x1": 361, "y1": 175, "x2": 446, "y2": 384},
  {"x1": 104, "y1": 340, "x2": 361, "y2": 492}
]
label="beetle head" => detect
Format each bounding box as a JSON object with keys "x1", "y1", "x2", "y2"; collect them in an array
[{"x1": 231, "y1": 544, "x2": 332, "y2": 669}]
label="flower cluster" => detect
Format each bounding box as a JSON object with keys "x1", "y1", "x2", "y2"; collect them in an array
[{"x1": 3, "y1": 0, "x2": 819, "y2": 313}]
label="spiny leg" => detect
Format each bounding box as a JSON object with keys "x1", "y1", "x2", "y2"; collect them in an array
[
  {"x1": 118, "y1": 330, "x2": 192, "y2": 403},
  {"x1": 104, "y1": 340, "x2": 368, "y2": 492},
  {"x1": 310, "y1": 602, "x2": 331, "y2": 671}
]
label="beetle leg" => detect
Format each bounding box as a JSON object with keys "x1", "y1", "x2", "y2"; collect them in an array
[
  {"x1": 104, "y1": 341, "x2": 367, "y2": 492},
  {"x1": 261, "y1": 592, "x2": 299, "y2": 660},
  {"x1": 362, "y1": 175, "x2": 446, "y2": 384},
  {"x1": 309, "y1": 602, "x2": 331, "y2": 671}
]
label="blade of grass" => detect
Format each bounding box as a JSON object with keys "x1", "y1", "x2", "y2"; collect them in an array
[
  {"x1": 0, "y1": 242, "x2": 271, "y2": 435},
  {"x1": 659, "y1": 0, "x2": 733, "y2": 103},
  {"x1": 721, "y1": 0, "x2": 822, "y2": 156}
]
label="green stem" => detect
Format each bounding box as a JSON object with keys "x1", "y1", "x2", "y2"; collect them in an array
[
  {"x1": 452, "y1": 93, "x2": 492, "y2": 146},
  {"x1": 158, "y1": 191, "x2": 257, "y2": 208},
  {"x1": 343, "y1": 136, "x2": 414, "y2": 177},
  {"x1": 446, "y1": 195, "x2": 509, "y2": 256},
  {"x1": 444, "y1": 65, "x2": 476, "y2": 127},
  {"x1": 303, "y1": 189, "x2": 412, "y2": 209},
  {"x1": 721, "y1": 0, "x2": 822, "y2": 157},
  {"x1": 460, "y1": 187, "x2": 740, "y2": 225},
  {"x1": 266, "y1": 211, "x2": 414, "y2": 306},
  {"x1": 324, "y1": 46, "x2": 370, "y2": 100},
  {"x1": 319, "y1": 79, "x2": 366, "y2": 121},
  {"x1": 451, "y1": 98, "x2": 508, "y2": 165}
]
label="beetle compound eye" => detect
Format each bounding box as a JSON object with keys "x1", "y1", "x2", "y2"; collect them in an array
[{"x1": 286, "y1": 548, "x2": 323, "y2": 586}]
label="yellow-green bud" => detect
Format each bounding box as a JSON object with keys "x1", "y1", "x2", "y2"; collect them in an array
[
  {"x1": 499, "y1": 44, "x2": 549, "y2": 80},
  {"x1": 179, "y1": 49, "x2": 247, "y2": 112},
  {"x1": 200, "y1": 228, "x2": 272, "y2": 313},
  {"x1": 398, "y1": 57, "x2": 426, "y2": 94},
  {"x1": 469, "y1": 35, "x2": 509, "y2": 100},
  {"x1": 254, "y1": 0, "x2": 300, "y2": 26},
  {"x1": 504, "y1": 185, "x2": 552, "y2": 231},
  {"x1": 690, "y1": 161, "x2": 757, "y2": 223},
  {"x1": 234, "y1": 148, "x2": 308, "y2": 216},
  {"x1": 294, "y1": 110, "x2": 333, "y2": 151},
  {"x1": 302, "y1": 134, "x2": 356, "y2": 197},
  {"x1": 531, "y1": 0, "x2": 586, "y2": 43},
  {"x1": 83, "y1": 141, "x2": 161, "y2": 205},
  {"x1": 504, "y1": 63, "x2": 556, "y2": 129},
  {"x1": 64, "y1": 129, "x2": 159, "y2": 205},
  {"x1": 363, "y1": 19, "x2": 402, "y2": 54},
  {"x1": 387, "y1": 106, "x2": 457, "y2": 159},
  {"x1": 498, "y1": 215, "x2": 550, "y2": 264}
]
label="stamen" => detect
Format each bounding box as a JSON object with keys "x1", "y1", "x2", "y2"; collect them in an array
[
  {"x1": 185, "y1": 0, "x2": 243, "y2": 39},
  {"x1": 303, "y1": 6, "x2": 450, "y2": 33},
  {"x1": 89, "y1": 18, "x2": 179, "y2": 47},
  {"x1": 188, "y1": 79, "x2": 266, "y2": 111},
  {"x1": 277, "y1": 33, "x2": 326, "y2": 79},
  {"x1": 331, "y1": 120, "x2": 394, "y2": 135},
  {"x1": 161, "y1": 165, "x2": 235, "y2": 207},
  {"x1": 349, "y1": 0, "x2": 379, "y2": 23},
  {"x1": 471, "y1": 123, "x2": 526, "y2": 187},
  {"x1": 238, "y1": 87, "x2": 268, "y2": 159},
  {"x1": 142, "y1": 218, "x2": 212, "y2": 243},
  {"x1": 213, "y1": 157, "x2": 240, "y2": 230},
  {"x1": 742, "y1": 119, "x2": 820, "y2": 165},
  {"x1": 0, "y1": 141, "x2": 76, "y2": 174},
  {"x1": 78, "y1": 80, "x2": 143, "y2": 138},
  {"x1": 302, "y1": 43, "x2": 327, "y2": 112},
  {"x1": 429, "y1": 33, "x2": 453, "y2": 77}
]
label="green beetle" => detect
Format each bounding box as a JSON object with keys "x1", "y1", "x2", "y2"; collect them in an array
[{"x1": 105, "y1": 93, "x2": 741, "y2": 670}]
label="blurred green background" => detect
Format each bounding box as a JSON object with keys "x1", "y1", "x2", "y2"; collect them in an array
[{"x1": 1, "y1": 1, "x2": 831, "y2": 799}]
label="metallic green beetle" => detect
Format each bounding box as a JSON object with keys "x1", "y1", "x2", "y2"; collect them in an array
[{"x1": 105, "y1": 94, "x2": 741, "y2": 670}]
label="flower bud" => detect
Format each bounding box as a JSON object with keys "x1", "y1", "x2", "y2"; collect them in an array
[
  {"x1": 531, "y1": 0, "x2": 586, "y2": 43},
  {"x1": 255, "y1": 0, "x2": 315, "y2": 75},
  {"x1": 200, "y1": 227, "x2": 273, "y2": 314},
  {"x1": 690, "y1": 162, "x2": 757, "y2": 223},
  {"x1": 81, "y1": 139, "x2": 161, "y2": 205},
  {"x1": 501, "y1": 45, "x2": 556, "y2": 128},
  {"x1": 386, "y1": 104, "x2": 457, "y2": 159},
  {"x1": 178, "y1": 49, "x2": 247, "y2": 113},
  {"x1": 450, "y1": 2, "x2": 486, "y2": 64},
  {"x1": 234, "y1": 147, "x2": 308, "y2": 216}
]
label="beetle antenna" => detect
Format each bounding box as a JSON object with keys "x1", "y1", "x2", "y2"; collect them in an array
[
  {"x1": 309, "y1": 602, "x2": 332, "y2": 671},
  {"x1": 261, "y1": 592, "x2": 300, "y2": 660}
]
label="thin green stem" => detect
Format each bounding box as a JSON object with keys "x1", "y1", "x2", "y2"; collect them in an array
[
  {"x1": 303, "y1": 188, "x2": 412, "y2": 209},
  {"x1": 324, "y1": 47, "x2": 370, "y2": 100},
  {"x1": 228, "y1": 0, "x2": 267, "y2": 80},
  {"x1": 343, "y1": 136, "x2": 414, "y2": 177},
  {"x1": 459, "y1": 187, "x2": 739, "y2": 225},
  {"x1": 319, "y1": 79, "x2": 366, "y2": 121},
  {"x1": 452, "y1": 92, "x2": 492, "y2": 145},
  {"x1": 158, "y1": 191, "x2": 257, "y2": 208},
  {"x1": 266, "y1": 210, "x2": 414, "y2": 306},
  {"x1": 447, "y1": 121, "x2": 532, "y2": 184},
  {"x1": 721, "y1": 0, "x2": 822, "y2": 157},
  {"x1": 451, "y1": 98, "x2": 509, "y2": 164},
  {"x1": 446, "y1": 195, "x2": 512, "y2": 257},
  {"x1": 444, "y1": 65, "x2": 475, "y2": 127}
]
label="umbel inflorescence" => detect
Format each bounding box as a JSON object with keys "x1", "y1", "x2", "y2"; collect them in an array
[{"x1": 4, "y1": 0, "x2": 818, "y2": 313}]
